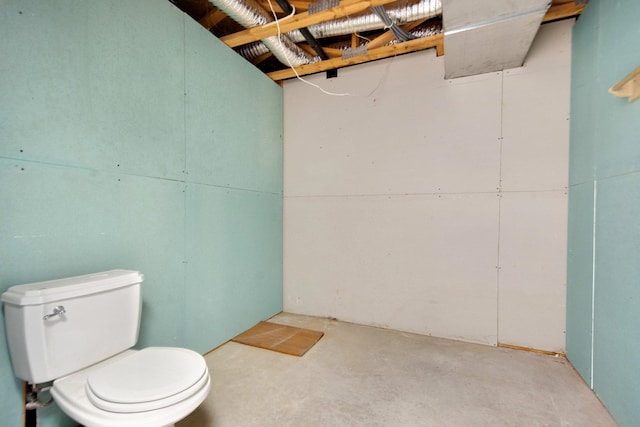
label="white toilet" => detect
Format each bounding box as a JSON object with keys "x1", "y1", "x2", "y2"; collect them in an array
[{"x1": 1, "y1": 270, "x2": 211, "y2": 427}]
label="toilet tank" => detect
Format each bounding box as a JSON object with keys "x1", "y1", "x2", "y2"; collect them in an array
[{"x1": 1, "y1": 270, "x2": 143, "y2": 384}]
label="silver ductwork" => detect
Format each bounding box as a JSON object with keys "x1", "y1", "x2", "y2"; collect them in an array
[
  {"x1": 206, "y1": 0, "x2": 316, "y2": 66},
  {"x1": 443, "y1": 0, "x2": 550, "y2": 78},
  {"x1": 308, "y1": 0, "x2": 441, "y2": 38},
  {"x1": 294, "y1": 21, "x2": 441, "y2": 52},
  {"x1": 210, "y1": 0, "x2": 442, "y2": 66}
]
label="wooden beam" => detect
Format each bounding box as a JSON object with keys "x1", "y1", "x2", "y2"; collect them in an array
[
  {"x1": 298, "y1": 43, "x2": 343, "y2": 58},
  {"x1": 255, "y1": 0, "x2": 311, "y2": 12},
  {"x1": 542, "y1": 1, "x2": 585, "y2": 22},
  {"x1": 255, "y1": 0, "x2": 286, "y2": 13},
  {"x1": 435, "y1": 36, "x2": 444, "y2": 56},
  {"x1": 198, "y1": 9, "x2": 227, "y2": 29},
  {"x1": 298, "y1": 43, "x2": 316, "y2": 57},
  {"x1": 267, "y1": 33, "x2": 442, "y2": 81},
  {"x1": 250, "y1": 51, "x2": 274, "y2": 65},
  {"x1": 289, "y1": 0, "x2": 311, "y2": 11},
  {"x1": 220, "y1": 0, "x2": 400, "y2": 48},
  {"x1": 498, "y1": 343, "x2": 566, "y2": 358},
  {"x1": 351, "y1": 33, "x2": 358, "y2": 49},
  {"x1": 322, "y1": 47, "x2": 344, "y2": 58}
]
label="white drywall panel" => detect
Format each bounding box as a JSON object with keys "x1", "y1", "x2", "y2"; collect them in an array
[
  {"x1": 284, "y1": 51, "x2": 502, "y2": 197},
  {"x1": 283, "y1": 22, "x2": 570, "y2": 350},
  {"x1": 284, "y1": 193, "x2": 499, "y2": 345},
  {"x1": 498, "y1": 191, "x2": 568, "y2": 352},
  {"x1": 501, "y1": 20, "x2": 572, "y2": 192}
]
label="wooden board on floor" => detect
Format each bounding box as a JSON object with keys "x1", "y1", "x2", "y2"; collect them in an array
[{"x1": 231, "y1": 321, "x2": 324, "y2": 357}]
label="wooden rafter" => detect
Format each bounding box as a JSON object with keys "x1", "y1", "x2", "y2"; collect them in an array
[
  {"x1": 254, "y1": 0, "x2": 286, "y2": 13},
  {"x1": 297, "y1": 43, "x2": 316, "y2": 57},
  {"x1": 250, "y1": 51, "x2": 274, "y2": 65},
  {"x1": 299, "y1": 44, "x2": 342, "y2": 58},
  {"x1": 351, "y1": 33, "x2": 358, "y2": 49},
  {"x1": 175, "y1": 0, "x2": 586, "y2": 80},
  {"x1": 254, "y1": 0, "x2": 311, "y2": 13},
  {"x1": 542, "y1": 1, "x2": 586, "y2": 22},
  {"x1": 198, "y1": 8, "x2": 228, "y2": 29},
  {"x1": 289, "y1": 0, "x2": 311, "y2": 11},
  {"x1": 220, "y1": 0, "x2": 401, "y2": 48},
  {"x1": 267, "y1": 32, "x2": 443, "y2": 81},
  {"x1": 265, "y1": 0, "x2": 580, "y2": 81}
]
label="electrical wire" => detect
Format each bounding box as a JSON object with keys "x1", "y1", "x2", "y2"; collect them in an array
[{"x1": 265, "y1": 0, "x2": 354, "y2": 96}]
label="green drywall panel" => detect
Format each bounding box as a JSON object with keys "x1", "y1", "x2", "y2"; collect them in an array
[
  {"x1": 0, "y1": 159, "x2": 186, "y2": 427},
  {"x1": 568, "y1": 5, "x2": 598, "y2": 187},
  {"x1": 184, "y1": 21, "x2": 283, "y2": 194},
  {"x1": 0, "y1": 0, "x2": 186, "y2": 180},
  {"x1": 593, "y1": 174, "x2": 640, "y2": 426},
  {"x1": 591, "y1": 0, "x2": 640, "y2": 181},
  {"x1": 0, "y1": 331, "x2": 22, "y2": 427},
  {"x1": 1, "y1": 2, "x2": 283, "y2": 426},
  {"x1": 184, "y1": 185, "x2": 283, "y2": 353},
  {"x1": 569, "y1": 0, "x2": 640, "y2": 425},
  {"x1": 565, "y1": 181, "x2": 594, "y2": 383},
  {"x1": 0, "y1": 159, "x2": 187, "y2": 343}
]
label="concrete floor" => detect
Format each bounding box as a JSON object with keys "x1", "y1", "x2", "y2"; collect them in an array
[{"x1": 178, "y1": 313, "x2": 617, "y2": 427}]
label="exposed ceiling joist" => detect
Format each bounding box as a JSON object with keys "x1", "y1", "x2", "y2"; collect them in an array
[
  {"x1": 254, "y1": 0, "x2": 311, "y2": 12},
  {"x1": 198, "y1": 8, "x2": 227, "y2": 29},
  {"x1": 543, "y1": 1, "x2": 585, "y2": 21},
  {"x1": 171, "y1": 0, "x2": 585, "y2": 81},
  {"x1": 367, "y1": 18, "x2": 428, "y2": 49},
  {"x1": 299, "y1": 43, "x2": 342, "y2": 58},
  {"x1": 220, "y1": 0, "x2": 402, "y2": 48},
  {"x1": 267, "y1": 32, "x2": 443, "y2": 80}
]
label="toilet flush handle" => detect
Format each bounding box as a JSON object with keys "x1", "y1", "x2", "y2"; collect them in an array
[{"x1": 43, "y1": 305, "x2": 66, "y2": 320}]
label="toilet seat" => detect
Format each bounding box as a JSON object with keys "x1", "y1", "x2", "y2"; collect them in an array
[
  {"x1": 51, "y1": 349, "x2": 211, "y2": 427},
  {"x1": 86, "y1": 347, "x2": 208, "y2": 413}
]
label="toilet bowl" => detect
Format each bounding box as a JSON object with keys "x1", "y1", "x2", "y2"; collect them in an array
[
  {"x1": 51, "y1": 349, "x2": 211, "y2": 427},
  {"x1": 1, "y1": 270, "x2": 211, "y2": 427}
]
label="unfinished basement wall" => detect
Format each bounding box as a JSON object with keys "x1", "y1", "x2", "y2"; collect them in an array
[
  {"x1": 284, "y1": 20, "x2": 571, "y2": 352},
  {"x1": 0, "y1": 1, "x2": 282, "y2": 426}
]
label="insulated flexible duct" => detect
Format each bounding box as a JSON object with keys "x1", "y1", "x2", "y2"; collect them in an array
[
  {"x1": 206, "y1": 0, "x2": 316, "y2": 66},
  {"x1": 210, "y1": 0, "x2": 441, "y2": 66},
  {"x1": 320, "y1": 21, "x2": 441, "y2": 51},
  {"x1": 237, "y1": 0, "x2": 442, "y2": 62}
]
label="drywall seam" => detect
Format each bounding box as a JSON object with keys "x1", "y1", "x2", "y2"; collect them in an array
[
  {"x1": 284, "y1": 189, "x2": 562, "y2": 198},
  {"x1": 496, "y1": 71, "x2": 505, "y2": 345},
  {"x1": 590, "y1": 178, "x2": 597, "y2": 388}
]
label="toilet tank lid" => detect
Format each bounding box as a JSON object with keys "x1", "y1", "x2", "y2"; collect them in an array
[{"x1": 1, "y1": 270, "x2": 144, "y2": 306}]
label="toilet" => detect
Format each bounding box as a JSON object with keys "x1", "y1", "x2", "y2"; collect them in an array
[{"x1": 1, "y1": 270, "x2": 211, "y2": 427}]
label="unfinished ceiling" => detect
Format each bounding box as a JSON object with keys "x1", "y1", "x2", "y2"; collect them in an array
[{"x1": 170, "y1": 0, "x2": 585, "y2": 82}]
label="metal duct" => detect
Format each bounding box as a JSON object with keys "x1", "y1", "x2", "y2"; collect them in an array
[
  {"x1": 305, "y1": 21, "x2": 441, "y2": 51},
  {"x1": 237, "y1": 0, "x2": 442, "y2": 62},
  {"x1": 443, "y1": 0, "x2": 550, "y2": 78},
  {"x1": 309, "y1": 0, "x2": 441, "y2": 38},
  {"x1": 206, "y1": 0, "x2": 316, "y2": 66}
]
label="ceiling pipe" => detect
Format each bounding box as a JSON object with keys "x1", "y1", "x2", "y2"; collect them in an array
[
  {"x1": 205, "y1": 0, "x2": 316, "y2": 66},
  {"x1": 208, "y1": 0, "x2": 441, "y2": 67},
  {"x1": 237, "y1": 0, "x2": 442, "y2": 62},
  {"x1": 273, "y1": 0, "x2": 330, "y2": 60}
]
